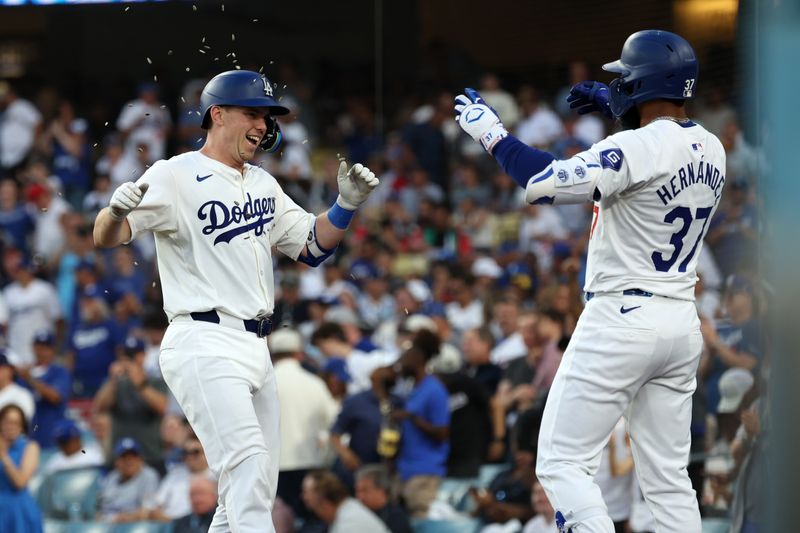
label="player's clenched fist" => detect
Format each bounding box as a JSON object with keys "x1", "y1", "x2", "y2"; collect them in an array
[
  {"x1": 336, "y1": 161, "x2": 379, "y2": 210},
  {"x1": 454, "y1": 88, "x2": 509, "y2": 153},
  {"x1": 108, "y1": 181, "x2": 149, "y2": 221}
]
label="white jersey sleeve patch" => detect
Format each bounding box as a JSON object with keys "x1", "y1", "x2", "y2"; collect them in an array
[
  {"x1": 577, "y1": 129, "x2": 656, "y2": 200},
  {"x1": 126, "y1": 160, "x2": 179, "y2": 240}
]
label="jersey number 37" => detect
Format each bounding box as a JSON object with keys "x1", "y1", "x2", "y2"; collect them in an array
[{"x1": 652, "y1": 205, "x2": 713, "y2": 273}]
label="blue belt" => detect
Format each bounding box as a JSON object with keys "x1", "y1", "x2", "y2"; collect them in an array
[
  {"x1": 585, "y1": 288, "x2": 654, "y2": 301},
  {"x1": 190, "y1": 310, "x2": 273, "y2": 338}
]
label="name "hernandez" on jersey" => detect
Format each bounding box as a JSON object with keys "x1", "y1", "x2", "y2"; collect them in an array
[
  {"x1": 655, "y1": 160, "x2": 725, "y2": 206},
  {"x1": 197, "y1": 193, "x2": 276, "y2": 245}
]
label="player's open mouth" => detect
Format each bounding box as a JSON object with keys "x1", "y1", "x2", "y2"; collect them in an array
[{"x1": 245, "y1": 134, "x2": 260, "y2": 147}]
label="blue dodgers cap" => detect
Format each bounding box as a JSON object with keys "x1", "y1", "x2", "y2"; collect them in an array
[
  {"x1": 33, "y1": 330, "x2": 56, "y2": 346},
  {"x1": 0, "y1": 350, "x2": 12, "y2": 367},
  {"x1": 123, "y1": 336, "x2": 146, "y2": 355},
  {"x1": 113, "y1": 437, "x2": 142, "y2": 457},
  {"x1": 322, "y1": 357, "x2": 352, "y2": 383},
  {"x1": 52, "y1": 419, "x2": 81, "y2": 443}
]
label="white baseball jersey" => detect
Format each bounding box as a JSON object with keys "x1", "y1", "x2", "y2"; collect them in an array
[
  {"x1": 126, "y1": 151, "x2": 315, "y2": 321},
  {"x1": 570, "y1": 119, "x2": 726, "y2": 300}
]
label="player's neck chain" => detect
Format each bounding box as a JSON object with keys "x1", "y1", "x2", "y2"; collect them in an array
[{"x1": 649, "y1": 116, "x2": 692, "y2": 125}]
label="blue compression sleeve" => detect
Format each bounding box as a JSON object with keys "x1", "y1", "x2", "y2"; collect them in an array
[{"x1": 492, "y1": 136, "x2": 557, "y2": 189}]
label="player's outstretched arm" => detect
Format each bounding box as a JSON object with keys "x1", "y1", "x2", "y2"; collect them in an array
[
  {"x1": 93, "y1": 182, "x2": 148, "y2": 248},
  {"x1": 298, "y1": 161, "x2": 379, "y2": 267},
  {"x1": 454, "y1": 89, "x2": 556, "y2": 189}
]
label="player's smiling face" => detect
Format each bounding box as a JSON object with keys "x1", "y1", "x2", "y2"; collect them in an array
[{"x1": 219, "y1": 106, "x2": 269, "y2": 165}]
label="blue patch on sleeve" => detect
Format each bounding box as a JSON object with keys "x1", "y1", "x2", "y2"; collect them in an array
[{"x1": 599, "y1": 148, "x2": 624, "y2": 171}]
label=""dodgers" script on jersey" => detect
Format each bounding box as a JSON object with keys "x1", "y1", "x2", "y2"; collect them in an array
[{"x1": 198, "y1": 193, "x2": 276, "y2": 245}]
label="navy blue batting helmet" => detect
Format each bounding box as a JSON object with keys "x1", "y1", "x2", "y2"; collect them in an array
[
  {"x1": 200, "y1": 70, "x2": 290, "y2": 129},
  {"x1": 602, "y1": 30, "x2": 699, "y2": 118}
]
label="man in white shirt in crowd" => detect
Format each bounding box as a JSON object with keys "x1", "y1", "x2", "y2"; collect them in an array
[
  {"x1": 0, "y1": 351, "x2": 35, "y2": 422},
  {"x1": 302, "y1": 470, "x2": 389, "y2": 533},
  {"x1": 270, "y1": 327, "x2": 338, "y2": 518},
  {"x1": 43, "y1": 419, "x2": 105, "y2": 475},
  {"x1": 142, "y1": 434, "x2": 215, "y2": 522},
  {"x1": 27, "y1": 181, "x2": 73, "y2": 263},
  {"x1": 0, "y1": 81, "x2": 42, "y2": 174},
  {"x1": 116, "y1": 82, "x2": 171, "y2": 164},
  {"x1": 0, "y1": 262, "x2": 47, "y2": 337}
]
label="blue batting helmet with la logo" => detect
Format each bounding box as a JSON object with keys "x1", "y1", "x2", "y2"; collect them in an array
[{"x1": 200, "y1": 70, "x2": 290, "y2": 129}]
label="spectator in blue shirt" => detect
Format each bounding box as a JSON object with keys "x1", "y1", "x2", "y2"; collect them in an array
[
  {"x1": 0, "y1": 178, "x2": 34, "y2": 254},
  {"x1": 378, "y1": 345, "x2": 450, "y2": 518},
  {"x1": 67, "y1": 286, "x2": 121, "y2": 398},
  {"x1": 16, "y1": 330, "x2": 71, "y2": 448}
]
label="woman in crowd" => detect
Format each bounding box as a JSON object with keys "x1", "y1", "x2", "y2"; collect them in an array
[{"x1": 0, "y1": 403, "x2": 43, "y2": 533}]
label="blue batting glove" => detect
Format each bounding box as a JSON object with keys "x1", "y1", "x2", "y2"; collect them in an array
[
  {"x1": 454, "y1": 88, "x2": 508, "y2": 153},
  {"x1": 566, "y1": 81, "x2": 613, "y2": 119}
]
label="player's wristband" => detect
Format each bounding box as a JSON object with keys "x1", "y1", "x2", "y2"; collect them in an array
[{"x1": 328, "y1": 201, "x2": 355, "y2": 230}]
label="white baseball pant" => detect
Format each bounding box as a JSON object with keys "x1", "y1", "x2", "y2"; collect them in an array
[
  {"x1": 160, "y1": 319, "x2": 279, "y2": 533},
  {"x1": 536, "y1": 292, "x2": 703, "y2": 533}
]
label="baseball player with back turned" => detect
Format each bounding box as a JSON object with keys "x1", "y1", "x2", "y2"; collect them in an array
[
  {"x1": 455, "y1": 31, "x2": 725, "y2": 533},
  {"x1": 93, "y1": 70, "x2": 379, "y2": 532}
]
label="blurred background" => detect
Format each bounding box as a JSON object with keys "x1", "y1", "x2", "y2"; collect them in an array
[{"x1": 0, "y1": 1, "x2": 780, "y2": 532}]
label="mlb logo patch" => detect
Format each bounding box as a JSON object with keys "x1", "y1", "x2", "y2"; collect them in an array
[{"x1": 692, "y1": 142, "x2": 704, "y2": 153}]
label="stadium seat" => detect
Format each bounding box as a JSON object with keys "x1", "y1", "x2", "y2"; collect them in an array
[
  {"x1": 44, "y1": 519, "x2": 67, "y2": 533},
  {"x1": 115, "y1": 521, "x2": 173, "y2": 533},
  {"x1": 412, "y1": 518, "x2": 481, "y2": 533},
  {"x1": 702, "y1": 517, "x2": 732, "y2": 533},
  {"x1": 39, "y1": 466, "x2": 104, "y2": 520},
  {"x1": 63, "y1": 522, "x2": 113, "y2": 533},
  {"x1": 476, "y1": 463, "x2": 508, "y2": 487},
  {"x1": 436, "y1": 478, "x2": 476, "y2": 511}
]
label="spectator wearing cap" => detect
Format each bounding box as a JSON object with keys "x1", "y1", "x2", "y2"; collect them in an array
[
  {"x1": 42, "y1": 418, "x2": 104, "y2": 475},
  {"x1": 703, "y1": 368, "x2": 755, "y2": 512},
  {"x1": 171, "y1": 474, "x2": 218, "y2": 533},
  {"x1": 322, "y1": 357, "x2": 352, "y2": 402},
  {"x1": 38, "y1": 99, "x2": 93, "y2": 209},
  {"x1": 0, "y1": 178, "x2": 34, "y2": 254},
  {"x1": 142, "y1": 434, "x2": 214, "y2": 522},
  {"x1": 27, "y1": 178, "x2": 73, "y2": 263},
  {"x1": 270, "y1": 328, "x2": 338, "y2": 518},
  {"x1": 56, "y1": 226, "x2": 99, "y2": 329},
  {"x1": 302, "y1": 469, "x2": 389, "y2": 533},
  {"x1": 0, "y1": 352, "x2": 35, "y2": 423},
  {"x1": 700, "y1": 276, "x2": 762, "y2": 413},
  {"x1": 0, "y1": 403, "x2": 43, "y2": 533},
  {"x1": 94, "y1": 336, "x2": 168, "y2": 472},
  {"x1": 3, "y1": 254, "x2": 62, "y2": 367},
  {"x1": 355, "y1": 464, "x2": 413, "y2": 533},
  {"x1": 0, "y1": 81, "x2": 42, "y2": 175},
  {"x1": 108, "y1": 246, "x2": 146, "y2": 306},
  {"x1": 311, "y1": 322, "x2": 397, "y2": 396},
  {"x1": 66, "y1": 285, "x2": 120, "y2": 397},
  {"x1": 97, "y1": 437, "x2": 160, "y2": 523},
  {"x1": 15, "y1": 330, "x2": 71, "y2": 448},
  {"x1": 376, "y1": 345, "x2": 450, "y2": 518}
]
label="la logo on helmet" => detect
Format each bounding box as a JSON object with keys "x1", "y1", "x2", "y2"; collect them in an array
[{"x1": 261, "y1": 76, "x2": 273, "y2": 97}]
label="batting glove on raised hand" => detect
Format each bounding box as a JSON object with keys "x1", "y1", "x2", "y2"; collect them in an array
[
  {"x1": 567, "y1": 81, "x2": 613, "y2": 119},
  {"x1": 454, "y1": 88, "x2": 508, "y2": 153},
  {"x1": 336, "y1": 161, "x2": 379, "y2": 210},
  {"x1": 108, "y1": 182, "x2": 149, "y2": 221}
]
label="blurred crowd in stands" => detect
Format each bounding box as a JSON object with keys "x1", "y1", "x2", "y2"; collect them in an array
[{"x1": 0, "y1": 60, "x2": 765, "y2": 533}]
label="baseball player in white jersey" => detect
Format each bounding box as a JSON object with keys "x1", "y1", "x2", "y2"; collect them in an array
[
  {"x1": 455, "y1": 31, "x2": 724, "y2": 533},
  {"x1": 93, "y1": 70, "x2": 378, "y2": 532}
]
